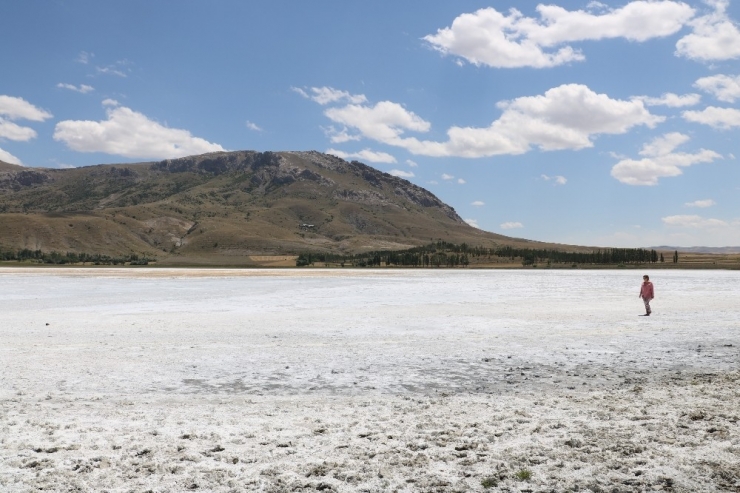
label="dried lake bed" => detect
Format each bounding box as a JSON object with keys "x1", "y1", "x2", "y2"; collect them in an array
[{"x1": 1, "y1": 268, "x2": 739, "y2": 492}]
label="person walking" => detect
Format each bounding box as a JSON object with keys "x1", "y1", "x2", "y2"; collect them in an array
[{"x1": 639, "y1": 275, "x2": 654, "y2": 316}]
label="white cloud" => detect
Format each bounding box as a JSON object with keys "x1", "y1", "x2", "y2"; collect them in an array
[
  {"x1": 406, "y1": 159, "x2": 418, "y2": 167},
  {"x1": 586, "y1": 2, "x2": 609, "y2": 13},
  {"x1": 0, "y1": 95, "x2": 53, "y2": 121},
  {"x1": 317, "y1": 84, "x2": 662, "y2": 158},
  {"x1": 457, "y1": 178, "x2": 466, "y2": 184},
  {"x1": 324, "y1": 100, "x2": 431, "y2": 146},
  {"x1": 246, "y1": 121, "x2": 263, "y2": 132},
  {"x1": 500, "y1": 221, "x2": 524, "y2": 229},
  {"x1": 427, "y1": 180, "x2": 439, "y2": 185},
  {"x1": 683, "y1": 106, "x2": 740, "y2": 128},
  {"x1": 0, "y1": 118, "x2": 38, "y2": 141},
  {"x1": 608, "y1": 151, "x2": 628, "y2": 159},
  {"x1": 322, "y1": 125, "x2": 361, "y2": 143},
  {"x1": 0, "y1": 146, "x2": 22, "y2": 165},
  {"x1": 662, "y1": 214, "x2": 728, "y2": 228},
  {"x1": 424, "y1": 2, "x2": 694, "y2": 69},
  {"x1": 0, "y1": 96, "x2": 52, "y2": 142},
  {"x1": 53, "y1": 102, "x2": 226, "y2": 159},
  {"x1": 76, "y1": 51, "x2": 93, "y2": 64},
  {"x1": 441, "y1": 173, "x2": 454, "y2": 180},
  {"x1": 294, "y1": 86, "x2": 367, "y2": 105},
  {"x1": 694, "y1": 73, "x2": 740, "y2": 102},
  {"x1": 96, "y1": 66, "x2": 127, "y2": 77},
  {"x1": 685, "y1": 199, "x2": 716, "y2": 207},
  {"x1": 471, "y1": 200, "x2": 485, "y2": 206},
  {"x1": 325, "y1": 148, "x2": 397, "y2": 163},
  {"x1": 675, "y1": 0, "x2": 740, "y2": 61},
  {"x1": 636, "y1": 92, "x2": 701, "y2": 107},
  {"x1": 388, "y1": 169, "x2": 415, "y2": 178},
  {"x1": 102, "y1": 98, "x2": 119, "y2": 107},
  {"x1": 541, "y1": 174, "x2": 567, "y2": 185},
  {"x1": 291, "y1": 87, "x2": 309, "y2": 99},
  {"x1": 464, "y1": 218, "x2": 480, "y2": 228},
  {"x1": 57, "y1": 83, "x2": 94, "y2": 94},
  {"x1": 611, "y1": 132, "x2": 722, "y2": 185}
]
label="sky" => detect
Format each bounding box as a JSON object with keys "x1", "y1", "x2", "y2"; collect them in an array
[{"x1": 1, "y1": 1, "x2": 739, "y2": 247}]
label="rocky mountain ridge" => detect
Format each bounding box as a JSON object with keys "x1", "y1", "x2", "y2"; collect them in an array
[{"x1": 0, "y1": 151, "x2": 524, "y2": 264}]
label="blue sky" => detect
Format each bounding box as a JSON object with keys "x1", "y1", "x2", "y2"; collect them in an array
[{"x1": 1, "y1": 1, "x2": 739, "y2": 247}]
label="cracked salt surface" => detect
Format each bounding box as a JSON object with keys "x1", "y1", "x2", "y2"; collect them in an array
[{"x1": 1, "y1": 268, "x2": 739, "y2": 492}]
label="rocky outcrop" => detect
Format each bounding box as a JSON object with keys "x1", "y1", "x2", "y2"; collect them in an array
[{"x1": 0, "y1": 169, "x2": 51, "y2": 191}]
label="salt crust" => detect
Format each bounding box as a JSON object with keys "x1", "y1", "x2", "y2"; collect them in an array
[{"x1": 1, "y1": 269, "x2": 739, "y2": 491}]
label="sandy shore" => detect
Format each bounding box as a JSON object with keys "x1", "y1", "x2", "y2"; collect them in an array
[{"x1": 2, "y1": 269, "x2": 739, "y2": 492}]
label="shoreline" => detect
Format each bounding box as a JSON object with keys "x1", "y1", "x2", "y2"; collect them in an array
[{"x1": 1, "y1": 263, "x2": 739, "y2": 277}]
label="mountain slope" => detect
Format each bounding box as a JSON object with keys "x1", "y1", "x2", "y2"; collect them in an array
[{"x1": 0, "y1": 150, "x2": 548, "y2": 264}]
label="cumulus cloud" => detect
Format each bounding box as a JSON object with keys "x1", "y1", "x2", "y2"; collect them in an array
[
  {"x1": 636, "y1": 92, "x2": 701, "y2": 107},
  {"x1": 53, "y1": 101, "x2": 225, "y2": 159},
  {"x1": 464, "y1": 218, "x2": 480, "y2": 228},
  {"x1": 457, "y1": 178, "x2": 466, "y2": 184},
  {"x1": 694, "y1": 73, "x2": 740, "y2": 102},
  {"x1": 293, "y1": 86, "x2": 367, "y2": 105},
  {"x1": 0, "y1": 146, "x2": 22, "y2": 165},
  {"x1": 441, "y1": 173, "x2": 454, "y2": 180},
  {"x1": 316, "y1": 84, "x2": 662, "y2": 158},
  {"x1": 246, "y1": 121, "x2": 263, "y2": 132},
  {"x1": 685, "y1": 199, "x2": 716, "y2": 207},
  {"x1": 0, "y1": 119, "x2": 38, "y2": 141},
  {"x1": 611, "y1": 132, "x2": 722, "y2": 185},
  {"x1": 683, "y1": 106, "x2": 740, "y2": 128},
  {"x1": 324, "y1": 101, "x2": 431, "y2": 147},
  {"x1": 325, "y1": 148, "x2": 397, "y2": 163},
  {"x1": 0, "y1": 95, "x2": 53, "y2": 122},
  {"x1": 424, "y1": 2, "x2": 694, "y2": 69},
  {"x1": 388, "y1": 169, "x2": 415, "y2": 178},
  {"x1": 541, "y1": 174, "x2": 567, "y2": 185},
  {"x1": 675, "y1": 0, "x2": 740, "y2": 61},
  {"x1": 406, "y1": 159, "x2": 418, "y2": 167},
  {"x1": 57, "y1": 83, "x2": 94, "y2": 94},
  {"x1": 500, "y1": 221, "x2": 524, "y2": 229},
  {"x1": 471, "y1": 200, "x2": 485, "y2": 206},
  {"x1": 662, "y1": 214, "x2": 728, "y2": 228},
  {"x1": 0, "y1": 95, "x2": 52, "y2": 142}
]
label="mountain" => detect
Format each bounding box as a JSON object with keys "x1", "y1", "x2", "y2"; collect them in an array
[
  {"x1": 651, "y1": 246, "x2": 740, "y2": 254},
  {"x1": 0, "y1": 160, "x2": 25, "y2": 172},
  {"x1": 1, "y1": 150, "x2": 561, "y2": 264}
]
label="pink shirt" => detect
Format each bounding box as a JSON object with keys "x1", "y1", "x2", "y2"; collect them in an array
[{"x1": 640, "y1": 281, "x2": 654, "y2": 299}]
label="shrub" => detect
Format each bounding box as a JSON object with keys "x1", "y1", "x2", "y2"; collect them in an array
[{"x1": 481, "y1": 477, "x2": 498, "y2": 488}]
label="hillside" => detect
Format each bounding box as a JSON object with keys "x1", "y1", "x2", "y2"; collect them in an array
[
  {"x1": 652, "y1": 245, "x2": 740, "y2": 254},
  {"x1": 0, "y1": 160, "x2": 24, "y2": 172},
  {"x1": 0, "y1": 151, "x2": 561, "y2": 265}
]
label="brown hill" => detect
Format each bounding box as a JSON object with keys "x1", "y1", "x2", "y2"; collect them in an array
[
  {"x1": 0, "y1": 150, "x2": 555, "y2": 265},
  {"x1": 0, "y1": 160, "x2": 24, "y2": 172}
]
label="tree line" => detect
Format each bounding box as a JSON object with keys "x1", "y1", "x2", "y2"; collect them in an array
[
  {"x1": 297, "y1": 241, "x2": 672, "y2": 267},
  {"x1": 0, "y1": 248, "x2": 154, "y2": 265}
]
